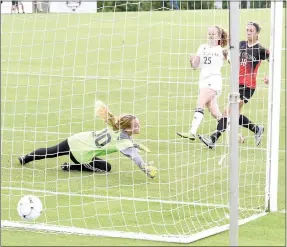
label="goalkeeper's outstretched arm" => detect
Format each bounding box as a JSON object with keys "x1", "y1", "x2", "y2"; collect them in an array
[{"x1": 120, "y1": 147, "x2": 157, "y2": 179}]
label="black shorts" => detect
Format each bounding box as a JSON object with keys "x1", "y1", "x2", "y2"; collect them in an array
[
  {"x1": 12, "y1": 1, "x2": 18, "y2": 6},
  {"x1": 239, "y1": 85, "x2": 255, "y2": 104}
]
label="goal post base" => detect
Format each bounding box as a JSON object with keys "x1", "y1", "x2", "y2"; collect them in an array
[{"x1": 1, "y1": 213, "x2": 267, "y2": 244}]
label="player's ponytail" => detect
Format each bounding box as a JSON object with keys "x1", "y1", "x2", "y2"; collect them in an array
[
  {"x1": 95, "y1": 100, "x2": 136, "y2": 131},
  {"x1": 220, "y1": 29, "x2": 228, "y2": 48},
  {"x1": 215, "y1": 26, "x2": 228, "y2": 48},
  {"x1": 94, "y1": 100, "x2": 118, "y2": 130}
]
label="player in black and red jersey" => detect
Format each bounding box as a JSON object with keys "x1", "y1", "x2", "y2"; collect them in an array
[{"x1": 198, "y1": 22, "x2": 270, "y2": 149}]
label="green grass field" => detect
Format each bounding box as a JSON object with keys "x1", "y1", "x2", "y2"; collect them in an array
[{"x1": 1, "y1": 8, "x2": 285, "y2": 246}]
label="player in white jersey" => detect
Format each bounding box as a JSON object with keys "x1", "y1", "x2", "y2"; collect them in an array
[{"x1": 177, "y1": 26, "x2": 228, "y2": 140}]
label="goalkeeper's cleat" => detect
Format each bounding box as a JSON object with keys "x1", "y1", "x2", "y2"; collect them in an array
[
  {"x1": 141, "y1": 165, "x2": 157, "y2": 179},
  {"x1": 198, "y1": 135, "x2": 215, "y2": 149},
  {"x1": 61, "y1": 163, "x2": 71, "y2": 171},
  {"x1": 177, "y1": 132, "x2": 196, "y2": 141},
  {"x1": 254, "y1": 125, "x2": 264, "y2": 146},
  {"x1": 18, "y1": 156, "x2": 26, "y2": 166}
]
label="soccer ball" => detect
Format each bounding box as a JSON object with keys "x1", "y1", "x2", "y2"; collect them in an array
[
  {"x1": 17, "y1": 195, "x2": 43, "y2": 221},
  {"x1": 238, "y1": 133, "x2": 245, "y2": 144}
]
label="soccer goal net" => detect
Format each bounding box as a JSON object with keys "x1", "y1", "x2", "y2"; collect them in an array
[{"x1": 1, "y1": 1, "x2": 284, "y2": 244}]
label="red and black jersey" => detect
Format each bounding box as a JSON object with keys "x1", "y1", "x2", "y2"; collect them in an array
[{"x1": 239, "y1": 41, "x2": 269, "y2": 89}]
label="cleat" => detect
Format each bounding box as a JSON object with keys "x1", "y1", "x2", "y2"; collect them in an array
[
  {"x1": 177, "y1": 132, "x2": 196, "y2": 140},
  {"x1": 61, "y1": 163, "x2": 71, "y2": 171},
  {"x1": 141, "y1": 165, "x2": 157, "y2": 179},
  {"x1": 198, "y1": 135, "x2": 215, "y2": 149},
  {"x1": 18, "y1": 156, "x2": 26, "y2": 165},
  {"x1": 254, "y1": 125, "x2": 264, "y2": 146}
]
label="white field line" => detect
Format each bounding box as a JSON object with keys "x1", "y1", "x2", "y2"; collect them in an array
[
  {"x1": 0, "y1": 219, "x2": 199, "y2": 244},
  {"x1": 1, "y1": 71, "x2": 272, "y2": 89},
  {"x1": 0, "y1": 71, "x2": 203, "y2": 83},
  {"x1": 2, "y1": 186, "x2": 264, "y2": 213},
  {"x1": 1, "y1": 212, "x2": 268, "y2": 243}
]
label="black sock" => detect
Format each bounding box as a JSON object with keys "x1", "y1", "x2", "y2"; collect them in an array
[
  {"x1": 68, "y1": 158, "x2": 111, "y2": 172},
  {"x1": 24, "y1": 148, "x2": 63, "y2": 163},
  {"x1": 239, "y1": 115, "x2": 259, "y2": 133},
  {"x1": 23, "y1": 140, "x2": 70, "y2": 164},
  {"x1": 211, "y1": 117, "x2": 228, "y2": 143}
]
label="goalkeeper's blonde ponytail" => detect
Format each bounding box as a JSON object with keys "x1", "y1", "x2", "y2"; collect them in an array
[{"x1": 95, "y1": 100, "x2": 136, "y2": 131}]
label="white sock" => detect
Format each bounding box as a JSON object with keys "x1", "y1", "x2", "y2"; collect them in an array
[{"x1": 190, "y1": 111, "x2": 204, "y2": 135}]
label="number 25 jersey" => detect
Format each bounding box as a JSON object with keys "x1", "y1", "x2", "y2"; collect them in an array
[{"x1": 196, "y1": 44, "x2": 225, "y2": 81}]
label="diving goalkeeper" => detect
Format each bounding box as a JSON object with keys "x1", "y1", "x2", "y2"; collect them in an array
[{"x1": 18, "y1": 101, "x2": 157, "y2": 179}]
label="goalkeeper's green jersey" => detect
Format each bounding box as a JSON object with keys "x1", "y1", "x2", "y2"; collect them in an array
[{"x1": 67, "y1": 128, "x2": 134, "y2": 164}]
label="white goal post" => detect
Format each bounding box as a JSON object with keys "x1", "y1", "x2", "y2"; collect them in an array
[
  {"x1": 265, "y1": 1, "x2": 284, "y2": 213},
  {"x1": 1, "y1": 1, "x2": 284, "y2": 244}
]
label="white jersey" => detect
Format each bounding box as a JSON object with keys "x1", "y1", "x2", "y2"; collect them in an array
[
  {"x1": 195, "y1": 44, "x2": 225, "y2": 94},
  {"x1": 196, "y1": 44, "x2": 224, "y2": 80}
]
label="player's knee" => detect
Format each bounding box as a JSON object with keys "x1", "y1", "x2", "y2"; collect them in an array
[
  {"x1": 216, "y1": 114, "x2": 222, "y2": 121},
  {"x1": 212, "y1": 110, "x2": 222, "y2": 120},
  {"x1": 207, "y1": 104, "x2": 221, "y2": 120},
  {"x1": 239, "y1": 100, "x2": 245, "y2": 108},
  {"x1": 195, "y1": 107, "x2": 204, "y2": 114},
  {"x1": 223, "y1": 108, "x2": 229, "y2": 117}
]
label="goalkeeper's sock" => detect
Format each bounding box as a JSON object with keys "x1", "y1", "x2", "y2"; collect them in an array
[
  {"x1": 22, "y1": 154, "x2": 33, "y2": 164},
  {"x1": 61, "y1": 163, "x2": 81, "y2": 171},
  {"x1": 190, "y1": 108, "x2": 204, "y2": 135},
  {"x1": 61, "y1": 163, "x2": 110, "y2": 172},
  {"x1": 23, "y1": 148, "x2": 53, "y2": 163}
]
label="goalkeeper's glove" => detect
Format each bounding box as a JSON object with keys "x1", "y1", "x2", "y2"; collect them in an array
[{"x1": 140, "y1": 161, "x2": 157, "y2": 179}]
